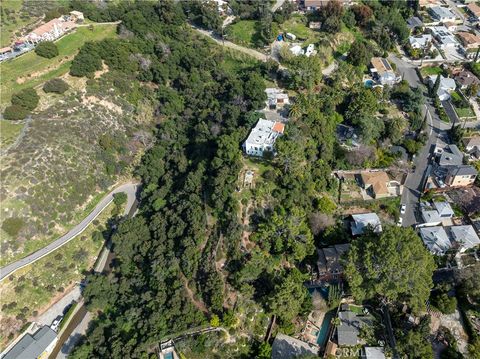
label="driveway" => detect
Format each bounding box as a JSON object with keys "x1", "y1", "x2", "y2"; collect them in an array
[
  {"x1": 0, "y1": 182, "x2": 138, "y2": 281},
  {"x1": 442, "y1": 100, "x2": 459, "y2": 126},
  {"x1": 389, "y1": 55, "x2": 451, "y2": 227}
]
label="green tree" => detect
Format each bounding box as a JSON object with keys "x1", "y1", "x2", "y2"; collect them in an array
[
  {"x1": 431, "y1": 75, "x2": 441, "y2": 98},
  {"x1": 43, "y1": 78, "x2": 69, "y2": 94},
  {"x1": 385, "y1": 116, "x2": 407, "y2": 144},
  {"x1": 3, "y1": 105, "x2": 29, "y2": 121},
  {"x1": 257, "y1": 342, "x2": 272, "y2": 359},
  {"x1": 2, "y1": 218, "x2": 24, "y2": 237},
  {"x1": 210, "y1": 314, "x2": 220, "y2": 327},
  {"x1": 347, "y1": 39, "x2": 370, "y2": 67},
  {"x1": 11, "y1": 88, "x2": 39, "y2": 111},
  {"x1": 35, "y1": 41, "x2": 59, "y2": 58},
  {"x1": 70, "y1": 42, "x2": 102, "y2": 77},
  {"x1": 269, "y1": 268, "x2": 309, "y2": 324},
  {"x1": 345, "y1": 225, "x2": 436, "y2": 312},
  {"x1": 397, "y1": 331, "x2": 434, "y2": 359}
]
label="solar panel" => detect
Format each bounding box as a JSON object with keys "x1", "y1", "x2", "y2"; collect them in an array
[{"x1": 381, "y1": 58, "x2": 392, "y2": 71}]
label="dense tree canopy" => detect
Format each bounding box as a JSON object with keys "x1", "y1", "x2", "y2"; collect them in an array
[
  {"x1": 34, "y1": 41, "x2": 59, "y2": 58},
  {"x1": 345, "y1": 226, "x2": 436, "y2": 312}
]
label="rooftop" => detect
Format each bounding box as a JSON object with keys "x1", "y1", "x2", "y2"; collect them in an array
[
  {"x1": 407, "y1": 16, "x2": 424, "y2": 29},
  {"x1": 271, "y1": 333, "x2": 318, "y2": 359},
  {"x1": 467, "y1": 2, "x2": 480, "y2": 17},
  {"x1": 446, "y1": 164, "x2": 478, "y2": 177},
  {"x1": 421, "y1": 209, "x2": 442, "y2": 224},
  {"x1": 245, "y1": 119, "x2": 284, "y2": 146},
  {"x1": 456, "y1": 32, "x2": 480, "y2": 46},
  {"x1": 439, "y1": 145, "x2": 464, "y2": 166},
  {"x1": 360, "y1": 171, "x2": 390, "y2": 196},
  {"x1": 3, "y1": 326, "x2": 57, "y2": 359},
  {"x1": 449, "y1": 225, "x2": 480, "y2": 250},
  {"x1": 429, "y1": 6, "x2": 456, "y2": 19},
  {"x1": 419, "y1": 226, "x2": 452, "y2": 254},
  {"x1": 370, "y1": 57, "x2": 394, "y2": 76},
  {"x1": 351, "y1": 213, "x2": 382, "y2": 236},
  {"x1": 337, "y1": 310, "x2": 373, "y2": 346},
  {"x1": 455, "y1": 71, "x2": 480, "y2": 87},
  {"x1": 317, "y1": 244, "x2": 350, "y2": 276},
  {"x1": 433, "y1": 201, "x2": 455, "y2": 217},
  {"x1": 364, "y1": 347, "x2": 386, "y2": 359}
]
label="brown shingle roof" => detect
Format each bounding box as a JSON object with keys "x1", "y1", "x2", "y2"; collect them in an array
[
  {"x1": 361, "y1": 171, "x2": 390, "y2": 196},
  {"x1": 467, "y1": 3, "x2": 480, "y2": 17}
]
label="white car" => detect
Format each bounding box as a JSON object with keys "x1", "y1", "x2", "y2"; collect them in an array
[
  {"x1": 51, "y1": 316, "x2": 63, "y2": 332},
  {"x1": 397, "y1": 217, "x2": 403, "y2": 227},
  {"x1": 400, "y1": 204, "x2": 406, "y2": 214}
]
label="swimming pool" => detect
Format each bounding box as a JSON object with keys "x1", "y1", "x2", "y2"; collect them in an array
[
  {"x1": 164, "y1": 352, "x2": 173, "y2": 359},
  {"x1": 316, "y1": 311, "x2": 335, "y2": 347}
]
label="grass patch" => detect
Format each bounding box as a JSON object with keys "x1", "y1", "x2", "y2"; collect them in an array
[
  {"x1": 225, "y1": 20, "x2": 258, "y2": 48},
  {"x1": 454, "y1": 106, "x2": 475, "y2": 119},
  {"x1": 59, "y1": 301, "x2": 78, "y2": 331},
  {"x1": 1, "y1": 24, "x2": 117, "y2": 107},
  {"x1": 0, "y1": 202, "x2": 117, "y2": 345},
  {"x1": 221, "y1": 47, "x2": 260, "y2": 73},
  {"x1": 421, "y1": 66, "x2": 443, "y2": 77},
  {"x1": 280, "y1": 14, "x2": 314, "y2": 41},
  {"x1": 0, "y1": 120, "x2": 24, "y2": 149}
]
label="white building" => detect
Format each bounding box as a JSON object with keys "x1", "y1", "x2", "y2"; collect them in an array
[
  {"x1": 427, "y1": 75, "x2": 456, "y2": 101},
  {"x1": 429, "y1": 26, "x2": 459, "y2": 49},
  {"x1": 243, "y1": 119, "x2": 285, "y2": 157},
  {"x1": 429, "y1": 6, "x2": 457, "y2": 22},
  {"x1": 409, "y1": 34, "x2": 433, "y2": 49},
  {"x1": 305, "y1": 43, "x2": 315, "y2": 57},
  {"x1": 25, "y1": 17, "x2": 76, "y2": 43},
  {"x1": 290, "y1": 45, "x2": 304, "y2": 56}
]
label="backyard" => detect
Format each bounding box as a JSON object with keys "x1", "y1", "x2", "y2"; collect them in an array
[
  {"x1": 0, "y1": 24, "x2": 117, "y2": 107},
  {"x1": 225, "y1": 20, "x2": 260, "y2": 48}
]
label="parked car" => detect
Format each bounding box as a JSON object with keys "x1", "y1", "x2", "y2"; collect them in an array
[
  {"x1": 400, "y1": 204, "x2": 406, "y2": 214},
  {"x1": 51, "y1": 315, "x2": 63, "y2": 332},
  {"x1": 397, "y1": 217, "x2": 403, "y2": 227}
]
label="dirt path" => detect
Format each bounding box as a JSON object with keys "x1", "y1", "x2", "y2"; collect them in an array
[{"x1": 180, "y1": 272, "x2": 209, "y2": 314}]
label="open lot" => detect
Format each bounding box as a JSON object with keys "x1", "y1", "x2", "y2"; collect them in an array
[
  {"x1": 0, "y1": 24, "x2": 117, "y2": 107},
  {"x1": 225, "y1": 20, "x2": 260, "y2": 48},
  {"x1": 0, "y1": 120, "x2": 24, "y2": 149}
]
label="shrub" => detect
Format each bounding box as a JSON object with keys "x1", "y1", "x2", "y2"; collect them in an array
[
  {"x1": 432, "y1": 292, "x2": 457, "y2": 314},
  {"x1": 3, "y1": 105, "x2": 29, "y2": 120},
  {"x1": 35, "y1": 41, "x2": 59, "y2": 58},
  {"x1": 70, "y1": 42, "x2": 102, "y2": 77},
  {"x1": 11, "y1": 88, "x2": 39, "y2": 111},
  {"x1": 2, "y1": 217, "x2": 24, "y2": 237},
  {"x1": 43, "y1": 78, "x2": 69, "y2": 94}
]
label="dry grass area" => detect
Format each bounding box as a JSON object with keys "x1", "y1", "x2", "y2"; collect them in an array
[{"x1": 0, "y1": 75, "x2": 146, "y2": 266}]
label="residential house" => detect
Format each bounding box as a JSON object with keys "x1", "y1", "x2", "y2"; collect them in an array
[
  {"x1": 3, "y1": 326, "x2": 57, "y2": 359},
  {"x1": 467, "y1": 3, "x2": 480, "y2": 21},
  {"x1": 337, "y1": 307, "x2": 373, "y2": 346},
  {"x1": 421, "y1": 209, "x2": 443, "y2": 226},
  {"x1": 271, "y1": 333, "x2": 318, "y2": 359},
  {"x1": 407, "y1": 16, "x2": 424, "y2": 31},
  {"x1": 370, "y1": 57, "x2": 399, "y2": 86},
  {"x1": 25, "y1": 17, "x2": 76, "y2": 43},
  {"x1": 420, "y1": 0, "x2": 443, "y2": 7},
  {"x1": 351, "y1": 213, "x2": 382, "y2": 236},
  {"x1": 317, "y1": 244, "x2": 350, "y2": 281},
  {"x1": 69, "y1": 10, "x2": 84, "y2": 22},
  {"x1": 359, "y1": 171, "x2": 402, "y2": 199},
  {"x1": 362, "y1": 347, "x2": 386, "y2": 359},
  {"x1": 336, "y1": 124, "x2": 360, "y2": 149},
  {"x1": 429, "y1": 26, "x2": 459, "y2": 49},
  {"x1": 463, "y1": 137, "x2": 480, "y2": 159},
  {"x1": 305, "y1": 43, "x2": 315, "y2": 57},
  {"x1": 449, "y1": 225, "x2": 480, "y2": 252},
  {"x1": 456, "y1": 32, "x2": 480, "y2": 59},
  {"x1": 455, "y1": 70, "x2": 480, "y2": 90},
  {"x1": 445, "y1": 165, "x2": 477, "y2": 187},
  {"x1": 433, "y1": 201, "x2": 455, "y2": 218},
  {"x1": 265, "y1": 88, "x2": 289, "y2": 110},
  {"x1": 419, "y1": 226, "x2": 452, "y2": 255},
  {"x1": 409, "y1": 34, "x2": 433, "y2": 49},
  {"x1": 427, "y1": 75, "x2": 456, "y2": 101},
  {"x1": 438, "y1": 144, "x2": 464, "y2": 166},
  {"x1": 243, "y1": 119, "x2": 284, "y2": 157},
  {"x1": 429, "y1": 6, "x2": 457, "y2": 22}
]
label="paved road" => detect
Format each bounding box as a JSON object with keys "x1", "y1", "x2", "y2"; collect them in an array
[
  {"x1": 389, "y1": 55, "x2": 451, "y2": 227},
  {"x1": 442, "y1": 100, "x2": 459, "y2": 126},
  {"x1": 0, "y1": 182, "x2": 138, "y2": 281},
  {"x1": 271, "y1": 0, "x2": 286, "y2": 12}
]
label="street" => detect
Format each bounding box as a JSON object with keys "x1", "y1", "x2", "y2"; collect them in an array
[{"x1": 389, "y1": 55, "x2": 452, "y2": 227}]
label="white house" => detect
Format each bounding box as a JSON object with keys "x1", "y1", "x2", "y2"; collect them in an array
[
  {"x1": 265, "y1": 88, "x2": 289, "y2": 109},
  {"x1": 409, "y1": 34, "x2": 433, "y2": 49},
  {"x1": 370, "y1": 57, "x2": 399, "y2": 86},
  {"x1": 419, "y1": 226, "x2": 452, "y2": 255},
  {"x1": 429, "y1": 26, "x2": 459, "y2": 49},
  {"x1": 290, "y1": 45, "x2": 304, "y2": 56},
  {"x1": 433, "y1": 201, "x2": 455, "y2": 218},
  {"x1": 429, "y1": 6, "x2": 457, "y2": 22},
  {"x1": 243, "y1": 119, "x2": 285, "y2": 157},
  {"x1": 427, "y1": 75, "x2": 456, "y2": 101},
  {"x1": 25, "y1": 17, "x2": 76, "y2": 43},
  {"x1": 305, "y1": 43, "x2": 315, "y2": 57}
]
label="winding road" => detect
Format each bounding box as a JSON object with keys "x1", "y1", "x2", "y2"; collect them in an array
[{"x1": 0, "y1": 182, "x2": 138, "y2": 281}]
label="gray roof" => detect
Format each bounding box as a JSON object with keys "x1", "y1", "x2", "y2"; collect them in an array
[
  {"x1": 433, "y1": 201, "x2": 455, "y2": 217},
  {"x1": 447, "y1": 165, "x2": 478, "y2": 177},
  {"x1": 363, "y1": 347, "x2": 386, "y2": 359},
  {"x1": 429, "y1": 6, "x2": 456, "y2": 20},
  {"x1": 337, "y1": 310, "x2": 373, "y2": 346},
  {"x1": 407, "y1": 16, "x2": 424, "y2": 29},
  {"x1": 439, "y1": 145, "x2": 464, "y2": 166},
  {"x1": 351, "y1": 213, "x2": 382, "y2": 236},
  {"x1": 449, "y1": 225, "x2": 480, "y2": 250},
  {"x1": 317, "y1": 244, "x2": 350, "y2": 276},
  {"x1": 271, "y1": 333, "x2": 318, "y2": 359},
  {"x1": 3, "y1": 326, "x2": 57, "y2": 359},
  {"x1": 419, "y1": 226, "x2": 452, "y2": 255},
  {"x1": 421, "y1": 209, "x2": 442, "y2": 224}
]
